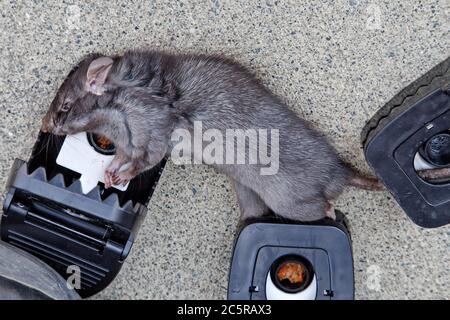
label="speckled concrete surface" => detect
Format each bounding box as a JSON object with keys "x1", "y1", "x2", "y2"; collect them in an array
[{"x1": 0, "y1": 0, "x2": 449, "y2": 299}]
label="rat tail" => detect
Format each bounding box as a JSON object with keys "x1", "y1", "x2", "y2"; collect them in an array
[
  {"x1": 348, "y1": 173, "x2": 384, "y2": 191},
  {"x1": 344, "y1": 162, "x2": 384, "y2": 191}
]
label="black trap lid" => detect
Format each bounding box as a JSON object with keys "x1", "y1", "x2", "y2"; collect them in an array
[
  {"x1": 227, "y1": 215, "x2": 354, "y2": 300},
  {"x1": 362, "y1": 56, "x2": 450, "y2": 228}
]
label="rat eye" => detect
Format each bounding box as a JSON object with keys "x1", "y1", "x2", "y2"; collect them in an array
[{"x1": 60, "y1": 101, "x2": 71, "y2": 112}]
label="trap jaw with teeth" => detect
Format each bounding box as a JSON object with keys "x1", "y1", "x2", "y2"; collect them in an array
[
  {"x1": 362, "y1": 56, "x2": 450, "y2": 228},
  {"x1": 1, "y1": 132, "x2": 166, "y2": 297}
]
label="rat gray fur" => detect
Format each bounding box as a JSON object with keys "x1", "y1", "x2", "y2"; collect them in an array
[{"x1": 42, "y1": 50, "x2": 382, "y2": 221}]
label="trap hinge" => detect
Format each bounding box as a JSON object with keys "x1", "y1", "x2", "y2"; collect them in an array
[
  {"x1": 323, "y1": 289, "x2": 334, "y2": 297},
  {"x1": 249, "y1": 285, "x2": 259, "y2": 293}
]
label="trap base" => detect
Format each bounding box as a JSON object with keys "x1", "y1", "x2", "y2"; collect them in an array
[
  {"x1": 227, "y1": 213, "x2": 354, "y2": 300},
  {"x1": 362, "y1": 56, "x2": 450, "y2": 228},
  {"x1": 1, "y1": 132, "x2": 166, "y2": 297}
]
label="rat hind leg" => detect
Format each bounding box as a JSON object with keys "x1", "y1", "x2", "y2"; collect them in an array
[
  {"x1": 233, "y1": 180, "x2": 270, "y2": 221},
  {"x1": 325, "y1": 202, "x2": 336, "y2": 220},
  {"x1": 279, "y1": 199, "x2": 328, "y2": 221},
  {"x1": 261, "y1": 191, "x2": 330, "y2": 222}
]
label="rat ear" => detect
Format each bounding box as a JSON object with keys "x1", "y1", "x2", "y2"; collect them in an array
[{"x1": 85, "y1": 57, "x2": 114, "y2": 95}]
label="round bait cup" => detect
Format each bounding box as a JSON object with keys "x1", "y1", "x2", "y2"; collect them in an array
[
  {"x1": 87, "y1": 133, "x2": 116, "y2": 155},
  {"x1": 266, "y1": 255, "x2": 317, "y2": 300},
  {"x1": 419, "y1": 133, "x2": 450, "y2": 167}
]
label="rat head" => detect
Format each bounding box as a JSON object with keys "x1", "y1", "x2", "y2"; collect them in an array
[{"x1": 41, "y1": 54, "x2": 116, "y2": 134}]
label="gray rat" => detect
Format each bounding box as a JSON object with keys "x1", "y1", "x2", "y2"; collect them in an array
[{"x1": 41, "y1": 51, "x2": 382, "y2": 221}]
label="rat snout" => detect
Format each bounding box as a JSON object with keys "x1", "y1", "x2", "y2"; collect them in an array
[{"x1": 41, "y1": 114, "x2": 54, "y2": 133}]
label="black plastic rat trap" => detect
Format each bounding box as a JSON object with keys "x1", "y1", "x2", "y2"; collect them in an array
[
  {"x1": 1, "y1": 132, "x2": 166, "y2": 297},
  {"x1": 227, "y1": 212, "x2": 354, "y2": 300},
  {"x1": 362, "y1": 56, "x2": 450, "y2": 228}
]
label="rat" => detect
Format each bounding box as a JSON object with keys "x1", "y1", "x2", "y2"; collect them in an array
[{"x1": 41, "y1": 50, "x2": 383, "y2": 222}]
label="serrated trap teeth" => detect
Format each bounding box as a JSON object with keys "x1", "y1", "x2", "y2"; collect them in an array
[
  {"x1": 67, "y1": 180, "x2": 83, "y2": 194},
  {"x1": 104, "y1": 193, "x2": 120, "y2": 207},
  {"x1": 122, "y1": 200, "x2": 134, "y2": 211},
  {"x1": 86, "y1": 186, "x2": 101, "y2": 201},
  {"x1": 30, "y1": 167, "x2": 47, "y2": 181},
  {"x1": 49, "y1": 174, "x2": 65, "y2": 187},
  {"x1": 17, "y1": 163, "x2": 28, "y2": 176}
]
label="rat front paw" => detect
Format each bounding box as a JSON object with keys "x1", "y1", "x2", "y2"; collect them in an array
[
  {"x1": 104, "y1": 168, "x2": 118, "y2": 189},
  {"x1": 110, "y1": 171, "x2": 136, "y2": 186},
  {"x1": 104, "y1": 172, "x2": 113, "y2": 189}
]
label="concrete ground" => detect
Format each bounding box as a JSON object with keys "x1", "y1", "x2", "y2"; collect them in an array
[{"x1": 0, "y1": 1, "x2": 449, "y2": 299}]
